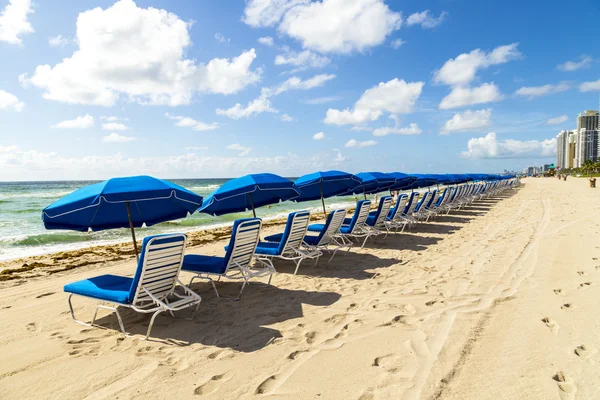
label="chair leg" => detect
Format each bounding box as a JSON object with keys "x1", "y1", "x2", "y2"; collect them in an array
[
  {"x1": 143, "y1": 309, "x2": 163, "y2": 340},
  {"x1": 190, "y1": 275, "x2": 221, "y2": 299},
  {"x1": 68, "y1": 294, "x2": 128, "y2": 337},
  {"x1": 294, "y1": 258, "x2": 303, "y2": 275}
]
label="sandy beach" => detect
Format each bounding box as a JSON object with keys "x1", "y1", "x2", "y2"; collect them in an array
[{"x1": 1, "y1": 177, "x2": 599, "y2": 399}]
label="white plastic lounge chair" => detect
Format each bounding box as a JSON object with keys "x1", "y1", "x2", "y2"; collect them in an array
[
  {"x1": 183, "y1": 218, "x2": 273, "y2": 300},
  {"x1": 64, "y1": 233, "x2": 201, "y2": 339}
]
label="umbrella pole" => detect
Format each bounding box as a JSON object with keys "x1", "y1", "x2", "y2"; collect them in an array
[
  {"x1": 125, "y1": 202, "x2": 140, "y2": 262},
  {"x1": 363, "y1": 189, "x2": 367, "y2": 201},
  {"x1": 249, "y1": 193, "x2": 256, "y2": 218},
  {"x1": 319, "y1": 182, "x2": 327, "y2": 217}
]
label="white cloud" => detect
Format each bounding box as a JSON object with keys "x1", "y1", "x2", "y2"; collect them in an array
[
  {"x1": 102, "y1": 132, "x2": 135, "y2": 143},
  {"x1": 22, "y1": 0, "x2": 261, "y2": 107},
  {"x1": 50, "y1": 114, "x2": 95, "y2": 129},
  {"x1": 0, "y1": 0, "x2": 34, "y2": 45},
  {"x1": 227, "y1": 143, "x2": 253, "y2": 156},
  {"x1": 325, "y1": 78, "x2": 424, "y2": 125},
  {"x1": 434, "y1": 43, "x2": 522, "y2": 86},
  {"x1": 48, "y1": 34, "x2": 69, "y2": 47},
  {"x1": 391, "y1": 38, "x2": 405, "y2": 49},
  {"x1": 313, "y1": 132, "x2": 325, "y2": 140},
  {"x1": 545, "y1": 115, "x2": 568, "y2": 126},
  {"x1": 101, "y1": 116, "x2": 129, "y2": 122},
  {"x1": 515, "y1": 83, "x2": 570, "y2": 99},
  {"x1": 165, "y1": 113, "x2": 219, "y2": 131},
  {"x1": 214, "y1": 32, "x2": 230, "y2": 43},
  {"x1": 216, "y1": 90, "x2": 277, "y2": 119},
  {"x1": 258, "y1": 36, "x2": 274, "y2": 46},
  {"x1": 101, "y1": 122, "x2": 129, "y2": 131},
  {"x1": 557, "y1": 56, "x2": 592, "y2": 72},
  {"x1": 280, "y1": 113, "x2": 294, "y2": 122},
  {"x1": 580, "y1": 80, "x2": 600, "y2": 92},
  {"x1": 372, "y1": 123, "x2": 421, "y2": 136},
  {"x1": 244, "y1": 0, "x2": 402, "y2": 54},
  {"x1": 439, "y1": 83, "x2": 503, "y2": 110},
  {"x1": 274, "y1": 50, "x2": 330, "y2": 69},
  {"x1": 218, "y1": 74, "x2": 335, "y2": 119},
  {"x1": 406, "y1": 10, "x2": 447, "y2": 29},
  {"x1": 461, "y1": 132, "x2": 556, "y2": 159},
  {"x1": 345, "y1": 139, "x2": 377, "y2": 148},
  {"x1": 333, "y1": 149, "x2": 346, "y2": 162},
  {"x1": 441, "y1": 108, "x2": 492, "y2": 134},
  {"x1": 304, "y1": 96, "x2": 341, "y2": 105},
  {"x1": 0, "y1": 89, "x2": 25, "y2": 111},
  {"x1": 0, "y1": 144, "x2": 351, "y2": 181}
]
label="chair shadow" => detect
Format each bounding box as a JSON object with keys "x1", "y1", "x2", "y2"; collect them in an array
[{"x1": 93, "y1": 284, "x2": 341, "y2": 352}]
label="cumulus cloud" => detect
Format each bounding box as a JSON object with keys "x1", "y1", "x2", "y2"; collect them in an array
[
  {"x1": 441, "y1": 108, "x2": 492, "y2": 134},
  {"x1": 515, "y1": 83, "x2": 570, "y2": 98},
  {"x1": 545, "y1": 115, "x2": 568, "y2": 126},
  {"x1": 0, "y1": 0, "x2": 34, "y2": 45},
  {"x1": 325, "y1": 78, "x2": 424, "y2": 125},
  {"x1": 0, "y1": 89, "x2": 25, "y2": 111},
  {"x1": 102, "y1": 132, "x2": 135, "y2": 143},
  {"x1": 372, "y1": 123, "x2": 421, "y2": 136},
  {"x1": 280, "y1": 113, "x2": 294, "y2": 122},
  {"x1": 101, "y1": 122, "x2": 129, "y2": 131},
  {"x1": 258, "y1": 36, "x2": 274, "y2": 46},
  {"x1": 391, "y1": 38, "x2": 405, "y2": 49},
  {"x1": 434, "y1": 43, "x2": 521, "y2": 87},
  {"x1": 217, "y1": 74, "x2": 335, "y2": 119},
  {"x1": 274, "y1": 49, "x2": 330, "y2": 70},
  {"x1": 165, "y1": 112, "x2": 219, "y2": 131},
  {"x1": 439, "y1": 83, "x2": 503, "y2": 110},
  {"x1": 22, "y1": 0, "x2": 261, "y2": 107},
  {"x1": 313, "y1": 132, "x2": 325, "y2": 140},
  {"x1": 227, "y1": 143, "x2": 253, "y2": 156},
  {"x1": 214, "y1": 32, "x2": 230, "y2": 44},
  {"x1": 48, "y1": 34, "x2": 69, "y2": 47},
  {"x1": 244, "y1": 0, "x2": 402, "y2": 54},
  {"x1": 557, "y1": 55, "x2": 592, "y2": 72},
  {"x1": 50, "y1": 114, "x2": 95, "y2": 129},
  {"x1": 461, "y1": 132, "x2": 556, "y2": 159},
  {"x1": 345, "y1": 139, "x2": 377, "y2": 148},
  {"x1": 406, "y1": 10, "x2": 447, "y2": 29},
  {"x1": 580, "y1": 80, "x2": 600, "y2": 92}
]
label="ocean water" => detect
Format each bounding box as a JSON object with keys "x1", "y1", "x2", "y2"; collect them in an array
[{"x1": 0, "y1": 179, "x2": 366, "y2": 261}]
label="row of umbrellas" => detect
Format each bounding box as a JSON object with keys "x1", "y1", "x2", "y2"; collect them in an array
[{"x1": 42, "y1": 172, "x2": 515, "y2": 259}]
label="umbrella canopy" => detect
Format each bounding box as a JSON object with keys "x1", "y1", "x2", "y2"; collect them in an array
[
  {"x1": 43, "y1": 175, "x2": 203, "y2": 231},
  {"x1": 388, "y1": 172, "x2": 417, "y2": 191},
  {"x1": 293, "y1": 170, "x2": 361, "y2": 215},
  {"x1": 409, "y1": 174, "x2": 439, "y2": 189},
  {"x1": 199, "y1": 173, "x2": 298, "y2": 217},
  {"x1": 344, "y1": 172, "x2": 396, "y2": 196},
  {"x1": 42, "y1": 175, "x2": 204, "y2": 260}
]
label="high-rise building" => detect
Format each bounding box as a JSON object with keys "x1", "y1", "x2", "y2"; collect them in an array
[
  {"x1": 575, "y1": 128, "x2": 599, "y2": 166},
  {"x1": 567, "y1": 131, "x2": 577, "y2": 168},
  {"x1": 577, "y1": 110, "x2": 599, "y2": 131},
  {"x1": 556, "y1": 130, "x2": 567, "y2": 168}
]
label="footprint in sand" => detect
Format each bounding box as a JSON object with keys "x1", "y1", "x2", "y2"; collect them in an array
[
  {"x1": 346, "y1": 303, "x2": 358, "y2": 311},
  {"x1": 577, "y1": 271, "x2": 586, "y2": 276},
  {"x1": 26, "y1": 322, "x2": 36, "y2": 332},
  {"x1": 255, "y1": 375, "x2": 278, "y2": 395},
  {"x1": 554, "y1": 289, "x2": 565, "y2": 296},
  {"x1": 574, "y1": 344, "x2": 595, "y2": 360},
  {"x1": 553, "y1": 371, "x2": 576, "y2": 395},
  {"x1": 541, "y1": 317, "x2": 559, "y2": 334},
  {"x1": 207, "y1": 349, "x2": 236, "y2": 360},
  {"x1": 425, "y1": 300, "x2": 438, "y2": 307},
  {"x1": 36, "y1": 292, "x2": 55, "y2": 299},
  {"x1": 287, "y1": 350, "x2": 308, "y2": 360},
  {"x1": 578, "y1": 282, "x2": 593, "y2": 289},
  {"x1": 194, "y1": 372, "x2": 229, "y2": 395},
  {"x1": 561, "y1": 303, "x2": 574, "y2": 310}
]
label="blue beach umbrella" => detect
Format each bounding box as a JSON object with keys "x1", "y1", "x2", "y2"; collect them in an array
[
  {"x1": 42, "y1": 175, "x2": 204, "y2": 260},
  {"x1": 410, "y1": 174, "x2": 439, "y2": 190},
  {"x1": 344, "y1": 172, "x2": 396, "y2": 199},
  {"x1": 199, "y1": 173, "x2": 299, "y2": 218},
  {"x1": 388, "y1": 172, "x2": 418, "y2": 191},
  {"x1": 293, "y1": 170, "x2": 361, "y2": 215}
]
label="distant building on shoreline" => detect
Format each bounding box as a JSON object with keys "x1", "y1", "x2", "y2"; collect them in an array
[{"x1": 556, "y1": 110, "x2": 599, "y2": 169}]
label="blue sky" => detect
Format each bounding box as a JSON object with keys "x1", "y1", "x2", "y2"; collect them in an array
[{"x1": 1, "y1": 0, "x2": 599, "y2": 181}]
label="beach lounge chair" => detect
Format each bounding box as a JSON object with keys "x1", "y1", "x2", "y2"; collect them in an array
[
  {"x1": 253, "y1": 210, "x2": 319, "y2": 275},
  {"x1": 182, "y1": 218, "x2": 273, "y2": 300},
  {"x1": 414, "y1": 190, "x2": 437, "y2": 221},
  {"x1": 64, "y1": 233, "x2": 201, "y2": 339},
  {"x1": 399, "y1": 192, "x2": 421, "y2": 228},
  {"x1": 384, "y1": 194, "x2": 409, "y2": 232},
  {"x1": 331, "y1": 200, "x2": 372, "y2": 248},
  {"x1": 363, "y1": 196, "x2": 393, "y2": 242},
  {"x1": 267, "y1": 209, "x2": 348, "y2": 263}
]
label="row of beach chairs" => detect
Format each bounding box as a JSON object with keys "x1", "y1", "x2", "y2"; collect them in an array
[{"x1": 63, "y1": 179, "x2": 518, "y2": 339}]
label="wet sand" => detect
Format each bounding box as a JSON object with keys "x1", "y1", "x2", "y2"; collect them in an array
[{"x1": 1, "y1": 178, "x2": 599, "y2": 399}]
